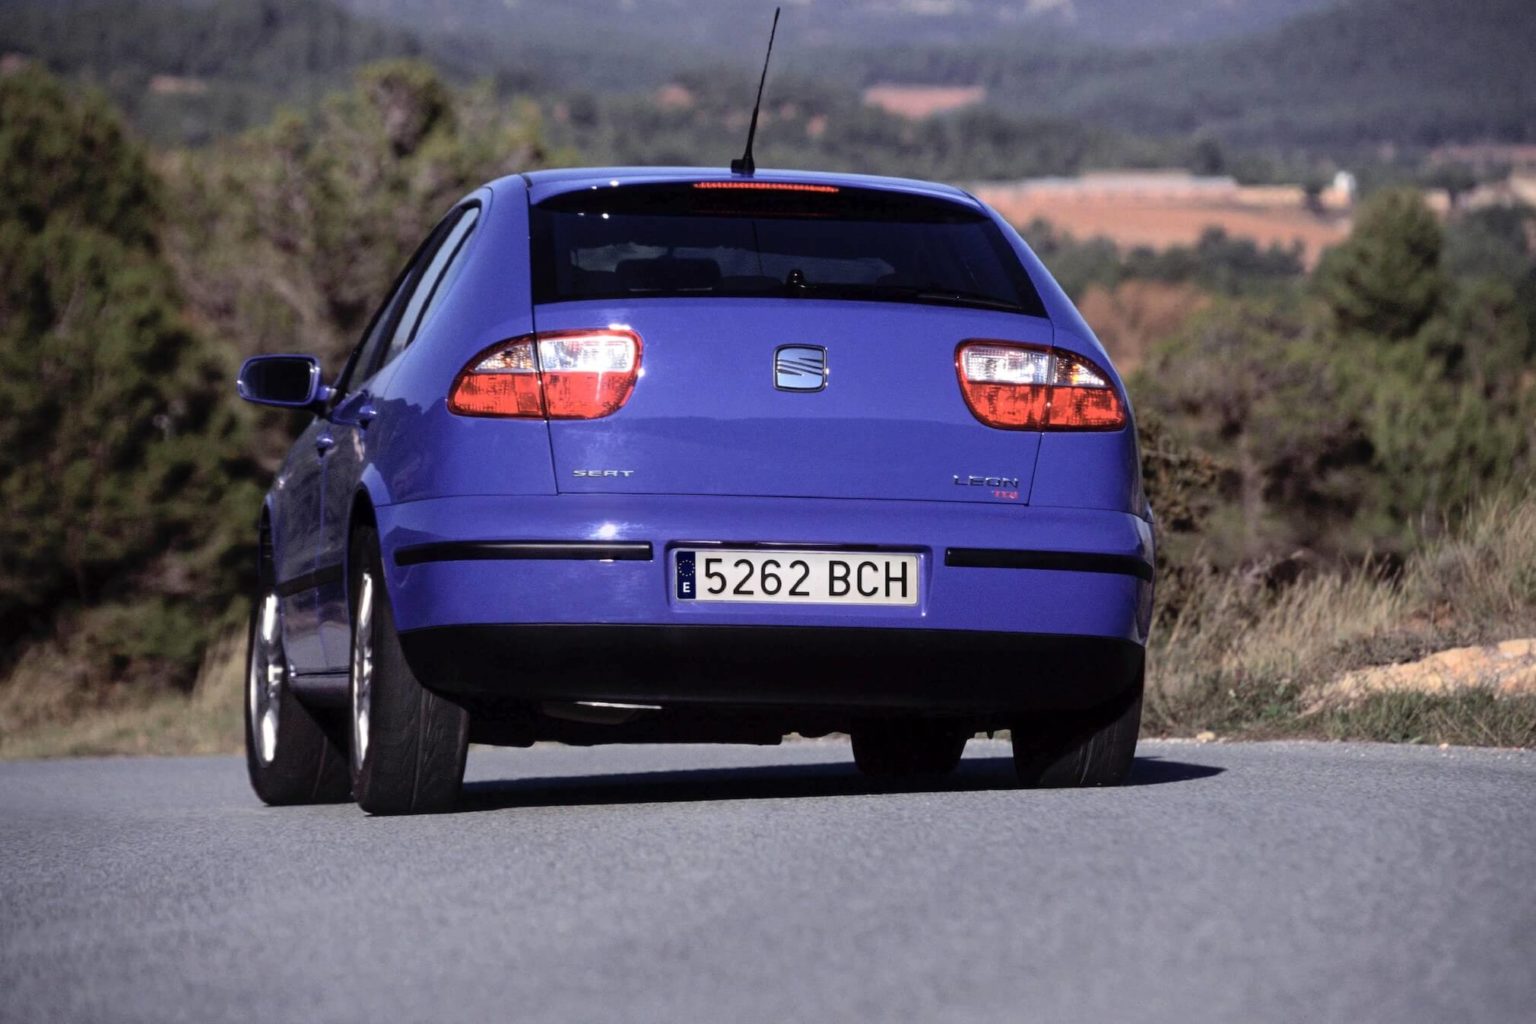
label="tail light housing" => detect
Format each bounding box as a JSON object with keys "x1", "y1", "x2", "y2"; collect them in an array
[
  {"x1": 449, "y1": 329, "x2": 642, "y2": 419},
  {"x1": 956, "y1": 340, "x2": 1126, "y2": 430}
]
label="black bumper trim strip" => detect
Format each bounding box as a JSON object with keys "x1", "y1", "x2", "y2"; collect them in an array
[
  {"x1": 399, "y1": 624, "x2": 1144, "y2": 714},
  {"x1": 274, "y1": 563, "x2": 343, "y2": 598},
  {"x1": 944, "y1": 547, "x2": 1154, "y2": 581},
  {"x1": 396, "y1": 541, "x2": 654, "y2": 566}
]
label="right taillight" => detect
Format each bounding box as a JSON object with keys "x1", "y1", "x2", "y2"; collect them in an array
[
  {"x1": 449, "y1": 328, "x2": 642, "y2": 419},
  {"x1": 955, "y1": 341, "x2": 1125, "y2": 431}
]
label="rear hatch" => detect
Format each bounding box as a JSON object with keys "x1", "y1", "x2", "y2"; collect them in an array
[
  {"x1": 528, "y1": 179, "x2": 1054, "y2": 505},
  {"x1": 536, "y1": 298, "x2": 1050, "y2": 503}
]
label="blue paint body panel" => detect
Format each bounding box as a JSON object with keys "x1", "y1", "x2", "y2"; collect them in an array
[{"x1": 255, "y1": 166, "x2": 1155, "y2": 710}]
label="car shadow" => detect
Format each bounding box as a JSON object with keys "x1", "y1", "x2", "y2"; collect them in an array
[{"x1": 456, "y1": 753, "x2": 1224, "y2": 813}]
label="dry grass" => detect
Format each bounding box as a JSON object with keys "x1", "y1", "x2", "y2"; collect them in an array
[
  {"x1": 0, "y1": 629, "x2": 244, "y2": 760},
  {"x1": 1410, "y1": 490, "x2": 1536, "y2": 626},
  {"x1": 1147, "y1": 489, "x2": 1536, "y2": 746}
]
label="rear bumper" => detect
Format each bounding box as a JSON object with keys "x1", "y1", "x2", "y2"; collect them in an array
[
  {"x1": 376, "y1": 493, "x2": 1154, "y2": 710},
  {"x1": 400, "y1": 624, "x2": 1143, "y2": 714}
]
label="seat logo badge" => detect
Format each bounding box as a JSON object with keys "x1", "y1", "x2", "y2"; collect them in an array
[{"x1": 774, "y1": 345, "x2": 828, "y2": 392}]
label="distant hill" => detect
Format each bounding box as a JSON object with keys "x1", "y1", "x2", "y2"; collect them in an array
[
  {"x1": 339, "y1": 0, "x2": 1336, "y2": 54},
  {"x1": 0, "y1": 0, "x2": 430, "y2": 143},
  {"x1": 1015, "y1": 0, "x2": 1341, "y2": 47},
  {"x1": 341, "y1": 0, "x2": 1536, "y2": 149},
  {"x1": 5, "y1": 0, "x2": 1530, "y2": 158},
  {"x1": 1174, "y1": 0, "x2": 1536, "y2": 145},
  {"x1": 830, "y1": 0, "x2": 1536, "y2": 149}
]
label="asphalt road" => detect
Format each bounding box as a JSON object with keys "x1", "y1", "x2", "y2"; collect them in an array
[{"x1": 2, "y1": 740, "x2": 1533, "y2": 1024}]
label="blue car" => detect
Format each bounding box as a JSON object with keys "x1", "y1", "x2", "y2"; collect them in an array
[{"x1": 236, "y1": 167, "x2": 1155, "y2": 814}]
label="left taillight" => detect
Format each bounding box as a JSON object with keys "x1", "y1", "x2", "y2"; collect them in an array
[
  {"x1": 955, "y1": 340, "x2": 1126, "y2": 431},
  {"x1": 448, "y1": 328, "x2": 642, "y2": 419}
]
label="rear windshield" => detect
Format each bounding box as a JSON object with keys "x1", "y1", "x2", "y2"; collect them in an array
[{"x1": 530, "y1": 183, "x2": 1047, "y2": 317}]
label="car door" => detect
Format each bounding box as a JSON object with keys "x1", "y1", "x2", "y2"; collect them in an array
[
  {"x1": 315, "y1": 204, "x2": 482, "y2": 669},
  {"x1": 270, "y1": 416, "x2": 331, "y2": 674}
]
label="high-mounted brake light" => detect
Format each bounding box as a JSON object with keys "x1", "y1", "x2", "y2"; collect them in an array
[
  {"x1": 449, "y1": 329, "x2": 642, "y2": 419},
  {"x1": 692, "y1": 181, "x2": 839, "y2": 193},
  {"x1": 955, "y1": 341, "x2": 1125, "y2": 430}
]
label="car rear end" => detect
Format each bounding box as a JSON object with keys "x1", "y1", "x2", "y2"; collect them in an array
[{"x1": 374, "y1": 170, "x2": 1154, "y2": 746}]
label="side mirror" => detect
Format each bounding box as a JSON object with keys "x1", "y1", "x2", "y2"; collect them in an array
[{"x1": 237, "y1": 355, "x2": 332, "y2": 410}]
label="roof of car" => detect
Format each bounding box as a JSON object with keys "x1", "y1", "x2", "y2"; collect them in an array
[{"x1": 507, "y1": 166, "x2": 983, "y2": 209}]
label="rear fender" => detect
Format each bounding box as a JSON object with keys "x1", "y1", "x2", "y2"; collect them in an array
[
  {"x1": 365, "y1": 178, "x2": 557, "y2": 504},
  {"x1": 1029, "y1": 326, "x2": 1146, "y2": 516},
  {"x1": 983, "y1": 208, "x2": 1147, "y2": 518}
]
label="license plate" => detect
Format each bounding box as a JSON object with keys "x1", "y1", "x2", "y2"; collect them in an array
[{"x1": 675, "y1": 549, "x2": 919, "y2": 606}]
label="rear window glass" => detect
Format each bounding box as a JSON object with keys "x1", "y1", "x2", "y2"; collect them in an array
[{"x1": 530, "y1": 183, "x2": 1047, "y2": 317}]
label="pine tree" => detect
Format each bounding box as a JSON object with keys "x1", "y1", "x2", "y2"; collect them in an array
[{"x1": 1316, "y1": 188, "x2": 1446, "y2": 340}]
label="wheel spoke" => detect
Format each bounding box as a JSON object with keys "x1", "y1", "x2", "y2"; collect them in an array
[
  {"x1": 259, "y1": 593, "x2": 279, "y2": 647},
  {"x1": 248, "y1": 593, "x2": 284, "y2": 765},
  {"x1": 352, "y1": 571, "x2": 375, "y2": 767},
  {"x1": 260, "y1": 707, "x2": 278, "y2": 763}
]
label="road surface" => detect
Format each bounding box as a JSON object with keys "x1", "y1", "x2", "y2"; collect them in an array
[{"x1": 2, "y1": 740, "x2": 1533, "y2": 1023}]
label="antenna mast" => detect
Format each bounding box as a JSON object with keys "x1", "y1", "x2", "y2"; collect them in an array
[{"x1": 731, "y1": 6, "x2": 781, "y2": 176}]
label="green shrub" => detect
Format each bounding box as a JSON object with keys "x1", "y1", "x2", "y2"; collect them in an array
[{"x1": 0, "y1": 69, "x2": 257, "y2": 688}]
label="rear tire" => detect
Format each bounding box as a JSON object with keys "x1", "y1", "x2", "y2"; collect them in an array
[
  {"x1": 244, "y1": 571, "x2": 351, "y2": 806},
  {"x1": 1011, "y1": 675, "x2": 1142, "y2": 788},
  {"x1": 851, "y1": 721, "x2": 970, "y2": 778},
  {"x1": 348, "y1": 527, "x2": 469, "y2": 815}
]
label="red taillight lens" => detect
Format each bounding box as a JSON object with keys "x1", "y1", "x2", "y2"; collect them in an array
[
  {"x1": 447, "y1": 338, "x2": 544, "y2": 417},
  {"x1": 956, "y1": 343, "x2": 1052, "y2": 429},
  {"x1": 955, "y1": 341, "x2": 1125, "y2": 431},
  {"x1": 448, "y1": 329, "x2": 642, "y2": 419},
  {"x1": 537, "y1": 330, "x2": 643, "y2": 419}
]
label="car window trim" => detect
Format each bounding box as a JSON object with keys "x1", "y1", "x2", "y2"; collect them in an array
[
  {"x1": 396, "y1": 203, "x2": 481, "y2": 356},
  {"x1": 332, "y1": 206, "x2": 466, "y2": 401},
  {"x1": 357, "y1": 212, "x2": 462, "y2": 384}
]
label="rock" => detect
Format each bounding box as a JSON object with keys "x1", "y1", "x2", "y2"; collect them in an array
[
  {"x1": 1195, "y1": 730, "x2": 1217, "y2": 743},
  {"x1": 1307, "y1": 639, "x2": 1536, "y2": 712}
]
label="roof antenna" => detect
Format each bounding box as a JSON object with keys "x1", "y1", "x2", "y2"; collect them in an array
[{"x1": 730, "y1": 6, "x2": 780, "y2": 176}]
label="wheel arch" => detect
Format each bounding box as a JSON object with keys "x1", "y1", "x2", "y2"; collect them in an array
[
  {"x1": 346, "y1": 487, "x2": 380, "y2": 596},
  {"x1": 341, "y1": 468, "x2": 397, "y2": 634},
  {"x1": 256, "y1": 501, "x2": 276, "y2": 587}
]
